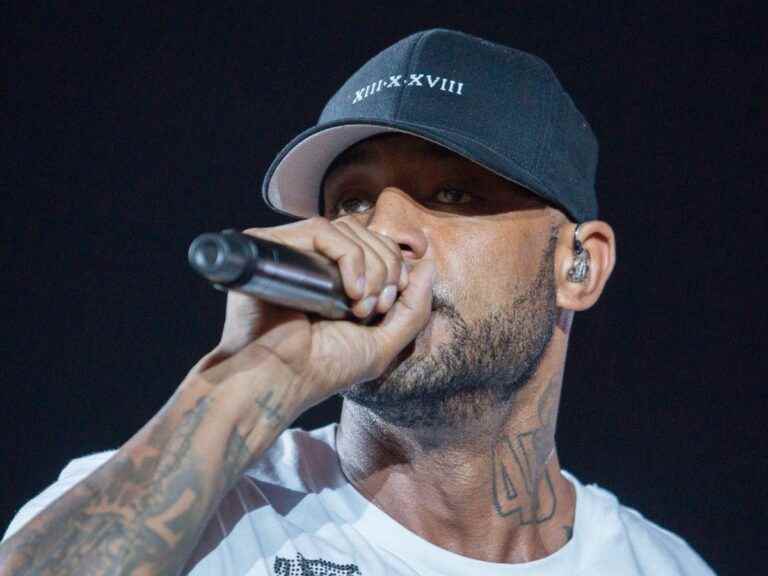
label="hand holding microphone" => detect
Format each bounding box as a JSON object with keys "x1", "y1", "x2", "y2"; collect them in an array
[
  {"x1": 189, "y1": 229, "x2": 359, "y2": 321},
  {"x1": 186, "y1": 216, "x2": 435, "y2": 427},
  {"x1": 189, "y1": 218, "x2": 414, "y2": 320}
]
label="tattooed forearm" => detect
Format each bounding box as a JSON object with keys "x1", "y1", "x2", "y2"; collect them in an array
[
  {"x1": 0, "y1": 395, "x2": 252, "y2": 576},
  {"x1": 221, "y1": 424, "x2": 251, "y2": 492},
  {"x1": 253, "y1": 390, "x2": 288, "y2": 429}
]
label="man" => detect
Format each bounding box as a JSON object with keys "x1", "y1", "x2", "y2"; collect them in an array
[{"x1": 1, "y1": 29, "x2": 714, "y2": 575}]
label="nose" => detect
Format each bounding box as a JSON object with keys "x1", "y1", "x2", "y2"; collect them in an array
[{"x1": 366, "y1": 187, "x2": 429, "y2": 260}]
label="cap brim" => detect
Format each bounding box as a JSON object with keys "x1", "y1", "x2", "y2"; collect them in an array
[{"x1": 262, "y1": 119, "x2": 572, "y2": 220}]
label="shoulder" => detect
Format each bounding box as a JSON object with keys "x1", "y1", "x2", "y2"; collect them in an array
[
  {"x1": 615, "y1": 503, "x2": 715, "y2": 575},
  {"x1": 570, "y1": 473, "x2": 716, "y2": 575},
  {"x1": 242, "y1": 423, "x2": 340, "y2": 492}
]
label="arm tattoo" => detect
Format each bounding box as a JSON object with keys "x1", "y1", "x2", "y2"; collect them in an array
[
  {"x1": 253, "y1": 390, "x2": 288, "y2": 429},
  {"x1": 2, "y1": 396, "x2": 248, "y2": 575}
]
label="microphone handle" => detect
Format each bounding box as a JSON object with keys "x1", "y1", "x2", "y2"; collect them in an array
[{"x1": 188, "y1": 229, "x2": 352, "y2": 320}]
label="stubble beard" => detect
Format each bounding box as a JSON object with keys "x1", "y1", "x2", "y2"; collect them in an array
[{"x1": 342, "y1": 232, "x2": 559, "y2": 431}]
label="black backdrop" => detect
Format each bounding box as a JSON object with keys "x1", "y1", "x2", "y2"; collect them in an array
[{"x1": 3, "y1": 3, "x2": 765, "y2": 573}]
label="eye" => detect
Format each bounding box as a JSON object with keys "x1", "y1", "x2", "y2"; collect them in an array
[
  {"x1": 334, "y1": 186, "x2": 474, "y2": 216},
  {"x1": 336, "y1": 196, "x2": 373, "y2": 215},
  {"x1": 433, "y1": 186, "x2": 472, "y2": 204}
]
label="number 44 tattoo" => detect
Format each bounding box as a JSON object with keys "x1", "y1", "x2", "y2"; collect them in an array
[{"x1": 491, "y1": 431, "x2": 556, "y2": 524}]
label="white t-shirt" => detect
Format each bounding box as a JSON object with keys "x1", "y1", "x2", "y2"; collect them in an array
[{"x1": 4, "y1": 423, "x2": 715, "y2": 575}]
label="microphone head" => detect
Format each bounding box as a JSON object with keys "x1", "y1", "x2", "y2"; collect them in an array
[
  {"x1": 191, "y1": 236, "x2": 223, "y2": 269},
  {"x1": 188, "y1": 233, "x2": 246, "y2": 283}
]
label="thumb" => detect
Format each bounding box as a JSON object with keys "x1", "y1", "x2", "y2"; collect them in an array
[{"x1": 371, "y1": 259, "x2": 436, "y2": 358}]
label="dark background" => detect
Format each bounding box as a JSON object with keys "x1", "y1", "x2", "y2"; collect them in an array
[{"x1": 3, "y1": 2, "x2": 765, "y2": 573}]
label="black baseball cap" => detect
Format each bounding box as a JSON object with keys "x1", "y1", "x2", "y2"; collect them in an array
[{"x1": 262, "y1": 29, "x2": 598, "y2": 223}]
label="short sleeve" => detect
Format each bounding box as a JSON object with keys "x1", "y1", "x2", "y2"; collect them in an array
[{"x1": 2, "y1": 450, "x2": 116, "y2": 542}]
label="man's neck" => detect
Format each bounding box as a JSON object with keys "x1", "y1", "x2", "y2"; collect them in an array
[{"x1": 335, "y1": 369, "x2": 575, "y2": 564}]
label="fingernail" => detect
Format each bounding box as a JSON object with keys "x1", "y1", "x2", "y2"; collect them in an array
[
  {"x1": 400, "y1": 264, "x2": 408, "y2": 287},
  {"x1": 379, "y1": 285, "x2": 397, "y2": 309},
  {"x1": 356, "y1": 276, "x2": 366, "y2": 296},
  {"x1": 359, "y1": 295, "x2": 377, "y2": 316}
]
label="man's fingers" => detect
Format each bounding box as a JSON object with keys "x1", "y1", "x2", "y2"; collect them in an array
[
  {"x1": 334, "y1": 219, "x2": 404, "y2": 314},
  {"x1": 311, "y1": 231, "x2": 369, "y2": 301},
  {"x1": 332, "y1": 222, "x2": 388, "y2": 298},
  {"x1": 370, "y1": 259, "x2": 436, "y2": 367},
  {"x1": 246, "y1": 218, "x2": 403, "y2": 310},
  {"x1": 339, "y1": 219, "x2": 404, "y2": 287},
  {"x1": 246, "y1": 220, "x2": 367, "y2": 301}
]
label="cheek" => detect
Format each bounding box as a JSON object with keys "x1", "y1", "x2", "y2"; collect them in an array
[{"x1": 436, "y1": 225, "x2": 538, "y2": 318}]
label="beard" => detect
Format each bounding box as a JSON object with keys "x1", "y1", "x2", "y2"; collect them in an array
[{"x1": 341, "y1": 231, "x2": 559, "y2": 430}]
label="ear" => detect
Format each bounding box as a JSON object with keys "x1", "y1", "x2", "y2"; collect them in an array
[{"x1": 555, "y1": 220, "x2": 616, "y2": 312}]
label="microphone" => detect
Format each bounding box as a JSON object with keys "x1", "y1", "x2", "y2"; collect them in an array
[{"x1": 188, "y1": 229, "x2": 352, "y2": 320}]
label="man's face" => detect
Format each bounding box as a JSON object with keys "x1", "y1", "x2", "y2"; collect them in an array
[{"x1": 322, "y1": 134, "x2": 561, "y2": 429}]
